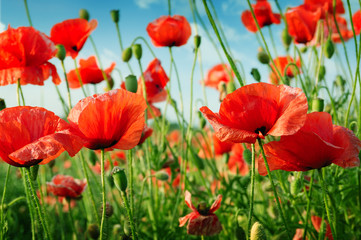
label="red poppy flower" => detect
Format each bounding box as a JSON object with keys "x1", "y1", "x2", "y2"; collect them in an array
[
  {"x1": 241, "y1": 0, "x2": 281, "y2": 33},
  {"x1": 179, "y1": 191, "x2": 222, "y2": 236},
  {"x1": 50, "y1": 18, "x2": 97, "y2": 59},
  {"x1": 138, "y1": 126, "x2": 153, "y2": 146},
  {"x1": 228, "y1": 144, "x2": 249, "y2": 176},
  {"x1": 200, "y1": 83, "x2": 308, "y2": 144},
  {"x1": 204, "y1": 64, "x2": 234, "y2": 89},
  {"x1": 67, "y1": 56, "x2": 115, "y2": 89},
  {"x1": 293, "y1": 216, "x2": 333, "y2": 240},
  {"x1": 286, "y1": 6, "x2": 322, "y2": 44},
  {"x1": 353, "y1": 10, "x2": 361, "y2": 35},
  {"x1": 146, "y1": 15, "x2": 191, "y2": 47},
  {"x1": 67, "y1": 88, "x2": 147, "y2": 150},
  {"x1": 258, "y1": 112, "x2": 361, "y2": 176},
  {"x1": 314, "y1": 15, "x2": 353, "y2": 44},
  {"x1": 269, "y1": 56, "x2": 301, "y2": 85},
  {"x1": 0, "y1": 26, "x2": 60, "y2": 86},
  {"x1": 199, "y1": 132, "x2": 234, "y2": 158},
  {"x1": 0, "y1": 106, "x2": 84, "y2": 167},
  {"x1": 47, "y1": 175, "x2": 87, "y2": 199},
  {"x1": 304, "y1": 0, "x2": 345, "y2": 17}
]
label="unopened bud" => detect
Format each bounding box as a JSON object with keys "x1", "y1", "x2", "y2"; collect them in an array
[
  {"x1": 123, "y1": 220, "x2": 130, "y2": 236},
  {"x1": 282, "y1": 29, "x2": 292, "y2": 49},
  {"x1": 125, "y1": 75, "x2": 138, "y2": 93},
  {"x1": 132, "y1": 44, "x2": 142, "y2": 60},
  {"x1": 0, "y1": 98, "x2": 6, "y2": 110},
  {"x1": 335, "y1": 75, "x2": 345, "y2": 91},
  {"x1": 226, "y1": 81, "x2": 236, "y2": 94},
  {"x1": 99, "y1": 202, "x2": 114, "y2": 218},
  {"x1": 112, "y1": 224, "x2": 122, "y2": 236},
  {"x1": 110, "y1": 10, "x2": 120, "y2": 23},
  {"x1": 79, "y1": 9, "x2": 90, "y2": 21},
  {"x1": 300, "y1": 46, "x2": 308, "y2": 53},
  {"x1": 290, "y1": 172, "x2": 303, "y2": 196},
  {"x1": 194, "y1": 35, "x2": 201, "y2": 49},
  {"x1": 318, "y1": 65, "x2": 326, "y2": 80},
  {"x1": 200, "y1": 118, "x2": 206, "y2": 129},
  {"x1": 311, "y1": 97, "x2": 324, "y2": 112},
  {"x1": 218, "y1": 82, "x2": 227, "y2": 102},
  {"x1": 257, "y1": 48, "x2": 269, "y2": 64},
  {"x1": 106, "y1": 77, "x2": 114, "y2": 91},
  {"x1": 251, "y1": 68, "x2": 261, "y2": 82},
  {"x1": 324, "y1": 38, "x2": 334, "y2": 59},
  {"x1": 55, "y1": 44, "x2": 66, "y2": 61},
  {"x1": 155, "y1": 171, "x2": 169, "y2": 181},
  {"x1": 112, "y1": 167, "x2": 127, "y2": 192},
  {"x1": 87, "y1": 223, "x2": 100, "y2": 239},
  {"x1": 250, "y1": 222, "x2": 267, "y2": 240},
  {"x1": 122, "y1": 47, "x2": 132, "y2": 62}
]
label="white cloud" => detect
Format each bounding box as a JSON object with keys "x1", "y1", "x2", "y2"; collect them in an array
[
  {"x1": 0, "y1": 22, "x2": 5, "y2": 33},
  {"x1": 135, "y1": 0, "x2": 160, "y2": 9}
]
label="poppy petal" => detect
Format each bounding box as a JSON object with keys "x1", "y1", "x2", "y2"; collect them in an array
[
  {"x1": 185, "y1": 190, "x2": 197, "y2": 212},
  {"x1": 179, "y1": 212, "x2": 194, "y2": 227},
  {"x1": 209, "y1": 194, "x2": 222, "y2": 213}
]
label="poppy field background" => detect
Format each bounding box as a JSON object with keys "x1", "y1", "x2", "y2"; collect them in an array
[{"x1": 1, "y1": 0, "x2": 361, "y2": 239}]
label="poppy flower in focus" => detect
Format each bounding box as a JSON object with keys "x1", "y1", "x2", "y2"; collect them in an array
[
  {"x1": 67, "y1": 56, "x2": 115, "y2": 89},
  {"x1": 352, "y1": 10, "x2": 361, "y2": 35},
  {"x1": 147, "y1": 15, "x2": 191, "y2": 47},
  {"x1": 179, "y1": 191, "x2": 222, "y2": 236},
  {"x1": 0, "y1": 26, "x2": 60, "y2": 86},
  {"x1": 68, "y1": 88, "x2": 147, "y2": 150},
  {"x1": 304, "y1": 0, "x2": 345, "y2": 17},
  {"x1": 204, "y1": 64, "x2": 234, "y2": 89},
  {"x1": 241, "y1": 0, "x2": 281, "y2": 33},
  {"x1": 269, "y1": 56, "x2": 301, "y2": 85},
  {"x1": 0, "y1": 106, "x2": 84, "y2": 167},
  {"x1": 200, "y1": 82, "x2": 308, "y2": 144},
  {"x1": 286, "y1": 6, "x2": 322, "y2": 44},
  {"x1": 47, "y1": 175, "x2": 87, "y2": 199},
  {"x1": 228, "y1": 144, "x2": 249, "y2": 176},
  {"x1": 50, "y1": 18, "x2": 97, "y2": 59},
  {"x1": 258, "y1": 112, "x2": 361, "y2": 176}
]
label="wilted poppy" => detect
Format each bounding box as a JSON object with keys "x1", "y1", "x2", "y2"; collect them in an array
[
  {"x1": 200, "y1": 82, "x2": 308, "y2": 144},
  {"x1": 204, "y1": 64, "x2": 233, "y2": 89},
  {"x1": 0, "y1": 26, "x2": 60, "y2": 86},
  {"x1": 286, "y1": 6, "x2": 322, "y2": 44},
  {"x1": 228, "y1": 144, "x2": 249, "y2": 176},
  {"x1": 241, "y1": 0, "x2": 281, "y2": 33},
  {"x1": 67, "y1": 56, "x2": 115, "y2": 88},
  {"x1": 258, "y1": 112, "x2": 361, "y2": 176},
  {"x1": 179, "y1": 191, "x2": 222, "y2": 236},
  {"x1": 0, "y1": 106, "x2": 84, "y2": 167},
  {"x1": 47, "y1": 174, "x2": 87, "y2": 199},
  {"x1": 146, "y1": 15, "x2": 191, "y2": 47},
  {"x1": 67, "y1": 88, "x2": 147, "y2": 150},
  {"x1": 352, "y1": 10, "x2": 361, "y2": 35},
  {"x1": 304, "y1": 0, "x2": 344, "y2": 17},
  {"x1": 50, "y1": 18, "x2": 97, "y2": 59},
  {"x1": 269, "y1": 56, "x2": 301, "y2": 85}
]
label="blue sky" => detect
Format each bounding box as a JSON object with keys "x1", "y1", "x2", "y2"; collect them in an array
[{"x1": 0, "y1": 0, "x2": 360, "y2": 122}]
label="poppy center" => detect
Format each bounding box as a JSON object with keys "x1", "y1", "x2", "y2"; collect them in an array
[
  {"x1": 255, "y1": 126, "x2": 267, "y2": 138},
  {"x1": 197, "y1": 202, "x2": 210, "y2": 216},
  {"x1": 71, "y1": 46, "x2": 78, "y2": 52}
]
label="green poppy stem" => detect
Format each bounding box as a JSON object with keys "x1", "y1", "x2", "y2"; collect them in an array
[
  {"x1": 303, "y1": 171, "x2": 315, "y2": 240},
  {"x1": 120, "y1": 190, "x2": 137, "y2": 239},
  {"x1": 247, "y1": 144, "x2": 256, "y2": 236},
  {"x1": 257, "y1": 139, "x2": 291, "y2": 240},
  {"x1": 60, "y1": 60, "x2": 72, "y2": 111},
  {"x1": 67, "y1": 198, "x2": 78, "y2": 240},
  {"x1": 23, "y1": 0, "x2": 33, "y2": 27},
  {"x1": 127, "y1": 149, "x2": 135, "y2": 217},
  {"x1": 99, "y1": 149, "x2": 107, "y2": 239},
  {"x1": 0, "y1": 165, "x2": 11, "y2": 240}
]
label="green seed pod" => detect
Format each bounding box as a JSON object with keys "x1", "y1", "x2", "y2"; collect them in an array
[
  {"x1": 132, "y1": 44, "x2": 142, "y2": 60},
  {"x1": 155, "y1": 171, "x2": 169, "y2": 181},
  {"x1": 300, "y1": 46, "x2": 308, "y2": 53},
  {"x1": 324, "y1": 38, "x2": 335, "y2": 59},
  {"x1": 282, "y1": 28, "x2": 292, "y2": 50},
  {"x1": 79, "y1": 9, "x2": 90, "y2": 21},
  {"x1": 112, "y1": 224, "x2": 122, "y2": 236},
  {"x1": 311, "y1": 97, "x2": 324, "y2": 112},
  {"x1": 110, "y1": 10, "x2": 120, "y2": 23},
  {"x1": 0, "y1": 98, "x2": 6, "y2": 110},
  {"x1": 250, "y1": 222, "x2": 267, "y2": 240},
  {"x1": 30, "y1": 165, "x2": 39, "y2": 181},
  {"x1": 122, "y1": 47, "x2": 132, "y2": 62},
  {"x1": 226, "y1": 81, "x2": 236, "y2": 94},
  {"x1": 89, "y1": 150, "x2": 98, "y2": 166},
  {"x1": 55, "y1": 44, "x2": 66, "y2": 61},
  {"x1": 318, "y1": 65, "x2": 326, "y2": 80},
  {"x1": 251, "y1": 68, "x2": 261, "y2": 82},
  {"x1": 290, "y1": 173, "x2": 303, "y2": 196},
  {"x1": 112, "y1": 167, "x2": 127, "y2": 192},
  {"x1": 125, "y1": 75, "x2": 138, "y2": 93},
  {"x1": 200, "y1": 118, "x2": 207, "y2": 129},
  {"x1": 106, "y1": 77, "x2": 115, "y2": 91},
  {"x1": 243, "y1": 148, "x2": 252, "y2": 165},
  {"x1": 335, "y1": 75, "x2": 345, "y2": 92},
  {"x1": 123, "y1": 220, "x2": 130, "y2": 236},
  {"x1": 235, "y1": 225, "x2": 246, "y2": 240},
  {"x1": 257, "y1": 49, "x2": 269, "y2": 64},
  {"x1": 87, "y1": 223, "x2": 100, "y2": 239},
  {"x1": 194, "y1": 35, "x2": 201, "y2": 48}
]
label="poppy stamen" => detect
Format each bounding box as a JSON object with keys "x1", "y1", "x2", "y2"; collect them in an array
[{"x1": 255, "y1": 126, "x2": 266, "y2": 139}]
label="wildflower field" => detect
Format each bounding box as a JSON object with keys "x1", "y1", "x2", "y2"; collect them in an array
[{"x1": 1, "y1": 0, "x2": 361, "y2": 239}]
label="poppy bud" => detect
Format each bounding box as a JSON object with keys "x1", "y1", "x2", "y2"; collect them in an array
[
  {"x1": 250, "y1": 68, "x2": 261, "y2": 82},
  {"x1": 257, "y1": 48, "x2": 269, "y2": 64},
  {"x1": 324, "y1": 38, "x2": 334, "y2": 59},
  {"x1": 282, "y1": 29, "x2": 292, "y2": 50},
  {"x1": 123, "y1": 220, "x2": 131, "y2": 236},
  {"x1": 125, "y1": 75, "x2": 138, "y2": 93},
  {"x1": 89, "y1": 150, "x2": 98, "y2": 166},
  {"x1": 235, "y1": 225, "x2": 246, "y2": 240},
  {"x1": 250, "y1": 222, "x2": 267, "y2": 240},
  {"x1": 200, "y1": 118, "x2": 207, "y2": 129},
  {"x1": 132, "y1": 44, "x2": 142, "y2": 60},
  {"x1": 122, "y1": 47, "x2": 133, "y2": 62},
  {"x1": 300, "y1": 46, "x2": 308, "y2": 53},
  {"x1": 55, "y1": 44, "x2": 66, "y2": 61},
  {"x1": 99, "y1": 202, "x2": 114, "y2": 218},
  {"x1": 318, "y1": 65, "x2": 326, "y2": 80},
  {"x1": 243, "y1": 148, "x2": 252, "y2": 165},
  {"x1": 30, "y1": 165, "x2": 39, "y2": 181},
  {"x1": 226, "y1": 81, "x2": 236, "y2": 94},
  {"x1": 194, "y1": 35, "x2": 201, "y2": 49},
  {"x1": 0, "y1": 98, "x2": 6, "y2": 110},
  {"x1": 79, "y1": 9, "x2": 90, "y2": 21},
  {"x1": 87, "y1": 223, "x2": 100, "y2": 239},
  {"x1": 311, "y1": 97, "x2": 324, "y2": 112},
  {"x1": 110, "y1": 10, "x2": 120, "y2": 23},
  {"x1": 335, "y1": 75, "x2": 345, "y2": 92},
  {"x1": 106, "y1": 77, "x2": 115, "y2": 91},
  {"x1": 112, "y1": 224, "x2": 122, "y2": 236},
  {"x1": 290, "y1": 172, "x2": 303, "y2": 196},
  {"x1": 155, "y1": 171, "x2": 169, "y2": 181},
  {"x1": 112, "y1": 167, "x2": 127, "y2": 192}
]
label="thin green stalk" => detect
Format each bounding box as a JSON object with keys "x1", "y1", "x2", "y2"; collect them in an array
[
  {"x1": 169, "y1": 47, "x2": 184, "y2": 115},
  {"x1": 318, "y1": 168, "x2": 337, "y2": 239},
  {"x1": 55, "y1": 198, "x2": 65, "y2": 240},
  {"x1": 128, "y1": 150, "x2": 135, "y2": 217},
  {"x1": 60, "y1": 60, "x2": 72, "y2": 110},
  {"x1": 67, "y1": 199, "x2": 78, "y2": 240},
  {"x1": 16, "y1": 79, "x2": 26, "y2": 106},
  {"x1": 21, "y1": 168, "x2": 36, "y2": 240},
  {"x1": 73, "y1": 59, "x2": 88, "y2": 97},
  {"x1": 114, "y1": 22, "x2": 134, "y2": 74},
  {"x1": 23, "y1": 0, "x2": 33, "y2": 26},
  {"x1": 202, "y1": 0, "x2": 244, "y2": 87},
  {"x1": 0, "y1": 165, "x2": 11, "y2": 240},
  {"x1": 120, "y1": 191, "x2": 137, "y2": 239},
  {"x1": 303, "y1": 171, "x2": 315, "y2": 240},
  {"x1": 54, "y1": 85, "x2": 69, "y2": 116},
  {"x1": 247, "y1": 144, "x2": 256, "y2": 236},
  {"x1": 168, "y1": 0, "x2": 171, "y2": 15},
  {"x1": 99, "y1": 149, "x2": 107, "y2": 240},
  {"x1": 257, "y1": 139, "x2": 291, "y2": 240},
  {"x1": 187, "y1": 44, "x2": 198, "y2": 135}
]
